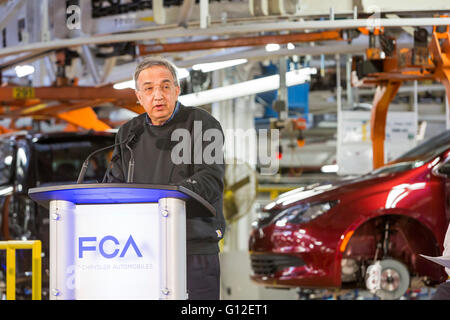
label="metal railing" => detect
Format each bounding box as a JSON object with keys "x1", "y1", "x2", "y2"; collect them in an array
[{"x1": 0, "y1": 240, "x2": 42, "y2": 300}]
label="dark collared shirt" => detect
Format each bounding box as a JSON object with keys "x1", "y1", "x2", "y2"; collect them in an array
[{"x1": 145, "y1": 101, "x2": 180, "y2": 126}]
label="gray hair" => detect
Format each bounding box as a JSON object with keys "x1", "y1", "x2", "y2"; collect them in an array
[{"x1": 134, "y1": 57, "x2": 180, "y2": 90}]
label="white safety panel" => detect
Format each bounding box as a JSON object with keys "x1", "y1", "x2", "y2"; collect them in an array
[{"x1": 337, "y1": 111, "x2": 417, "y2": 175}]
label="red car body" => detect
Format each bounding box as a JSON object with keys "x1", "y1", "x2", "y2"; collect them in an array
[{"x1": 249, "y1": 130, "x2": 450, "y2": 291}]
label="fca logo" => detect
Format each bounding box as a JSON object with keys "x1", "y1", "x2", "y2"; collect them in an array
[{"x1": 79, "y1": 235, "x2": 143, "y2": 259}]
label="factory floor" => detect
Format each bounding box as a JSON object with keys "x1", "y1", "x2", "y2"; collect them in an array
[{"x1": 219, "y1": 250, "x2": 439, "y2": 300}]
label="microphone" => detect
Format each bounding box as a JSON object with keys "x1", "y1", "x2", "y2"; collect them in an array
[
  {"x1": 77, "y1": 126, "x2": 144, "y2": 184},
  {"x1": 125, "y1": 142, "x2": 135, "y2": 183},
  {"x1": 124, "y1": 125, "x2": 144, "y2": 183}
]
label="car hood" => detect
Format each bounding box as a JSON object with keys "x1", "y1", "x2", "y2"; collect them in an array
[{"x1": 262, "y1": 172, "x2": 399, "y2": 212}]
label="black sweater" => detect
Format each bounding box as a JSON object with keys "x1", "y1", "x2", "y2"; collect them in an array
[{"x1": 104, "y1": 103, "x2": 226, "y2": 255}]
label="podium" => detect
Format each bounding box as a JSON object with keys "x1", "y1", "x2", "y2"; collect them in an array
[{"x1": 28, "y1": 183, "x2": 215, "y2": 300}]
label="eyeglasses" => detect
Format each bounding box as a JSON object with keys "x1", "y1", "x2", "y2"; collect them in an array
[{"x1": 140, "y1": 82, "x2": 175, "y2": 96}]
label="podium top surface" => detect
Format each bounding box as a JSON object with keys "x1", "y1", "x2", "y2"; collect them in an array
[{"x1": 28, "y1": 183, "x2": 215, "y2": 217}]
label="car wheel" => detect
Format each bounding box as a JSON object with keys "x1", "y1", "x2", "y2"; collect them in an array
[{"x1": 375, "y1": 259, "x2": 410, "y2": 300}]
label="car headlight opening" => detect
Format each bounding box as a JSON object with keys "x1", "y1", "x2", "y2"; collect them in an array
[{"x1": 274, "y1": 200, "x2": 339, "y2": 226}]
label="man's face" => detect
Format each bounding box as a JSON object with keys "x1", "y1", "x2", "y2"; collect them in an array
[{"x1": 135, "y1": 65, "x2": 180, "y2": 126}]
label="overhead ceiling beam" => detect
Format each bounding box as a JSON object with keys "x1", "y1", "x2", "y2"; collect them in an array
[
  {"x1": 95, "y1": 42, "x2": 369, "y2": 84},
  {"x1": 0, "y1": 86, "x2": 136, "y2": 103},
  {"x1": 1, "y1": 17, "x2": 450, "y2": 59},
  {"x1": 175, "y1": 44, "x2": 369, "y2": 68},
  {"x1": 0, "y1": 50, "x2": 52, "y2": 71},
  {"x1": 99, "y1": 42, "x2": 414, "y2": 84},
  {"x1": 7, "y1": 99, "x2": 113, "y2": 117},
  {"x1": 138, "y1": 30, "x2": 343, "y2": 55}
]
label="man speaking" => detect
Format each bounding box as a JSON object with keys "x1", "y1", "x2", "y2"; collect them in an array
[{"x1": 104, "y1": 57, "x2": 226, "y2": 300}]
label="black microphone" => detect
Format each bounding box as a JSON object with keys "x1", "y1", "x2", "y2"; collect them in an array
[
  {"x1": 125, "y1": 142, "x2": 135, "y2": 183},
  {"x1": 77, "y1": 127, "x2": 144, "y2": 184},
  {"x1": 125, "y1": 125, "x2": 144, "y2": 183}
]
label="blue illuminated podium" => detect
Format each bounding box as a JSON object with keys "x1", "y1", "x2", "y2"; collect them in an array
[{"x1": 28, "y1": 183, "x2": 215, "y2": 300}]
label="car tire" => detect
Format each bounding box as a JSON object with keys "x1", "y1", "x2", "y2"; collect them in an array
[{"x1": 375, "y1": 259, "x2": 410, "y2": 300}]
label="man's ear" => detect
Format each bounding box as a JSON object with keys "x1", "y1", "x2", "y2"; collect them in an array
[
  {"x1": 175, "y1": 86, "x2": 181, "y2": 98},
  {"x1": 135, "y1": 90, "x2": 143, "y2": 105}
]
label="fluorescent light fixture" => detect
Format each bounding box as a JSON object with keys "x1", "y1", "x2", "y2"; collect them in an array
[
  {"x1": 192, "y1": 59, "x2": 248, "y2": 73},
  {"x1": 265, "y1": 43, "x2": 280, "y2": 52},
  {"x1": 177, "y1": 67, "x2": 190, "y2": 79},
  {"x1": 113, "y1": 67, "x2": 189, "y2": 90},
  {"x1": 0, "y1": 186, "x2": 13, "y2": 197},
  {"x1": 113, "y1": 80, "x2": 135, "y2": 90},
  {"x1": 321, "y1": 164, "x2": 339, "y2": 173},
  {"x1": 15, "y1": 65, "x2": 35, "y2": 78},
  {"x1": 4, "y1": 155, "x2": 13, "y2": 166},
  {"x1": 178, "y1": 67, "x2": 317, "y2": 106}
]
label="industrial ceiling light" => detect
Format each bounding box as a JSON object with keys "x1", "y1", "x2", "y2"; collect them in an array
[
  {"x1": 178, "y1": 67, "x2": 317, "y2": 106},
  {"x1": 321, "y1": 164, "x2": 339, "y2": 173},
  {"x1": 176, "y1": 67, "x2": 190, "y2": 79},
  {"x1": 192, "y1": 59, "x2": 248, "y2": 73},
  {"x1": 265, "y1": 43, "x2": 280, "y2": 52},
  {"x1": 15, "y1": 65, "x2": 35, "y2": 78},
  {"x1": 113, "y1": 80, "x2": 135, "y2": 90}
]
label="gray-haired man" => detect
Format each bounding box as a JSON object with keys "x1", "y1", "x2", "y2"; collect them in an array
[{"x1": 105, "y1": 57, "x2": 226, "y2": 300}]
